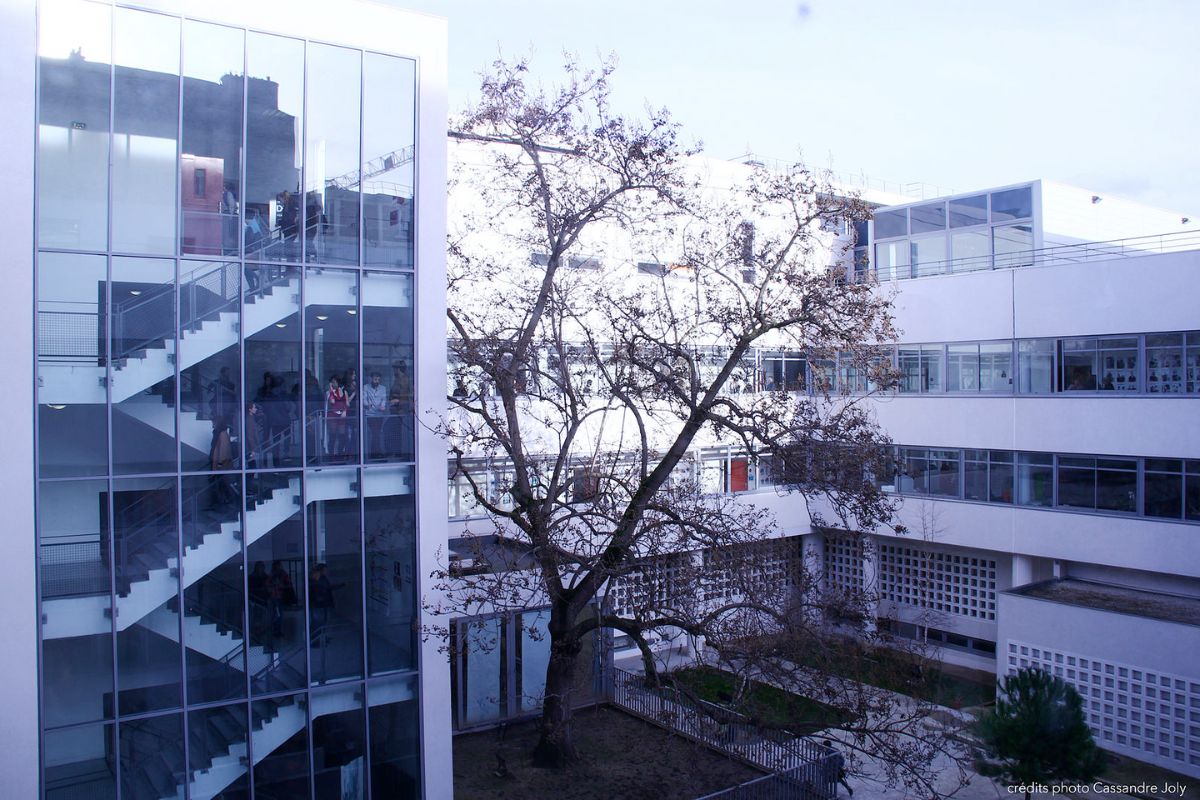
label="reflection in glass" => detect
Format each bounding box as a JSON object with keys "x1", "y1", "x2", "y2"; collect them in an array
[
  {"x1": 363, "y1": 271, "x2": 415, "y2": 462},
  {"x1": 909, "y1": 202, "x2": 945, "y2": 233},
  {"x1": 313, "y1": 685, "x2": 366, "y2": 796},
  {"x1": 110, "y1": 257, "x2": 177, "y2": 474},
  {"x1": 245, "y1": 33, "x2": 304, "y2": 262},
  {"x1": 38, "y1": 252, "x2": 108, "y2": 477},
  {"x1": 113, "y1": 477, "x2": 181, "y2": 715},
  {"x1": 306, "y1": 269, "x2": 361, "y2": 464},
  {"x1": 1018, "y1": 339, "x2": 1054, "y2": 394},
  {"x1": 180, "y1": 261, "x2": 242, "y2": 472},
  {"x1": 910, "y1": 236, "x2": 946, "y2": 277},
  {"x1": 990, "y1": 186, "x2": 1033, "y2": 221},
  {"x1": 365, "y1": 467, "x2": 417, "y2": 674},
  {"x1": 993, "y1": 223, "x2": 1034, "y2": 268},
  {"x1": 112, "y1": 9, "x2": 179, "y2": 255},
  {"x1": 369, "y1": 675, "x2": 421, "y2": 799},
  {"x1": 873, "y1": 209, "x2": 907, "y2": 239},
  {"x1": 45, "y1": 723, "x2": 116, "y2": 799},
  {"x1": 40, "y1": 480, "x2": 113, "y2": 728},
  {"x1": 306, "y1": 43, "x2": 362, "y2": 265},
  {"x1": 1144, "y1": 459, "x2": 1183, "y2": 519},
  {"x1": 1017, "y1": 453, "x2": 1053, "y2": 507},
  {"x1": 182, "y1": 21, "x2": 245, "y2": 257},
  {"x1": 244, "y1": 265, "x2": 302, "y2": 469},
  {"x1": 364, "y1": 53, "x2": 417, "y2": 268},
  {"x1": 517, "y1": 609, "x2": 550, "y2": 713},
  {"x1": 247, "y1": 471, "x2": 307, "y2": 695},
  {"x1": 455, "y1": 616, "x2": 505, "y2": 727},
  {"x1": 37, "y1": 0, "x2": 112, "y2": 251},
  {"x1": 119, "y1": 713, "x2": 184, "y2": 800},
  {"x1": 979, "y1": 342, "x2": 1012, "y2": 391},
  {"x1": 182, "y1": 475, "x2": 246, "y2": 705},
  {"x1": 948, "y1": 194, "x2": 988, "y2": 228},
  {"x1": 253, "y1": 694, "x2": 309, "y2": 797},
  {"x1": 874, "y1": 240, "x2": 909, "y2": 280},
  {"x1": 951, "y1": 229, "x2": 990, "y2": 270},
  {"x1": 308, "y1": 469, "x2": 363, "y2": 683},
  {"x1": 186, "y1": 704, "x2": 250, "y2": 799}
]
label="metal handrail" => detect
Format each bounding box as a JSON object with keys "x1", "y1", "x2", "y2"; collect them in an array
[{"x1": 868, "y1": 228, "x2": 1200, "y2": 283}]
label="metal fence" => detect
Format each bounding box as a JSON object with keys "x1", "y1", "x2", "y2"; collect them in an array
[{"x1": 610, "y1": 667, "x2": 837, "y2": 798}]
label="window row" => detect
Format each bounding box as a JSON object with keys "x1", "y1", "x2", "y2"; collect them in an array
[
  {"x1": 42, "y1": 676, "x2": 419, "y2": 800},
  {"x1": 38, "y1": 1, "x2": 416, "y2": 267},
  {"x1": 38, "y1": 468, "x2": 417, "y2": 731},
  {"x1": 880, "y1": 447, "x2": 1200, "y2": 521},
  {"x1": 37, "y1": 256, "x2": 416, "y2": 478}
]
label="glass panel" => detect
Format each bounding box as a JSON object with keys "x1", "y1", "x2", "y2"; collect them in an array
[
  {"x1": 308, "y1": 468, "x2": 363, "y2": 683},
  {"x1": 990, "y1": 186, "x2": 1033, "y2": 221},
  {"x1": 910, "y1": 236, "x2": 946, "y2": 277},
  {"x1": 909, "y1": 202, "x2": 945, "y2": 233},
  {"x1": 948, "y1": 194, "x2": 988, "y2": 228},
  {"x1": 1147, "y1": 333, "x2": 1184, "y2": 395},
  {"x1": 1062, "y1": 338, "x2": 1098, "y2": 391},
  {"x1": 180, "y1": 260, "x2": 242, "y2": 472},
  {"x1": 1057, "y1": 460, "x2": 1095, "y2": 510},
  {"x1": 964, "y1": 454, "x2": 988, "y2": 501},
  {"x1": 252, "y1": 694, "x2": 310, "y2": 797},
  {"x1": 244, "y1": 264, "x2": 302, "y2": 469},
  {"x1": 947, "y1": 344, "x2": 978, "y2": 392},
  {"x1": 1096, "y1": 460, "x2": 1137, "y2": 513},
  {"x1": 37, "y1": 252, "x2": 108, "y2": 477},
  {"x1": 1186, "y1": 333, "x2": 1200, "y2": 394},
  {"x1": 927, "y1": 449, "x2": 960, "y2": 497},
  {"x1": 363, "y1": 271, "x2": 415, "y2": 462},
  {"x1": 110, "y1": 257, "x2": 177, "y2": 473},
  {"x1": 247, "y1": 471, "x2": 306, "y2": 695},
  {"x1": 979, "y1": 342, "x2": 1013, "y2": 391},
  {"x1": 119, "y1": 713, "x2": 184, "y2": 800},
  {"x1": 898, "y1": 347, "x2": 921, "y2": 393},
  {"x1": 951, "y1": 229, "x2": 991, "y2": 271},
  {"x1": 1144, "y1": 462, "x2": 1182, "y2": 519},
  {"x1": 1186, "y1": 462, "x2": 1200, "y2": 521},
  {"x1": 369, "y1": 675, "x2": 421, "y2": 799},
  {"x1": 113, "y1": 477, "x2": 182, "y2": 715},
  {"x1": 365, "y1": 466, "x2": 417, "y2": 675},
  {"x1": 1017, "y1": 453, "x2": 1053, "y2": 507},
  {"x1": 305, "y1": 43, "x2": 361, "y2": 265},
  {"x1": 186, "y1": 704, "x2": 249, "y2": 798},
  {"x1": 181, "y1": 21, "x2": 244, "y2": 258},
  {"x1": 922, "y1": 345, "x2": 943, "y2": 392},
  {"x1": 363, "y1": 53, "x2": 416, "y2": 269},
  {"x1": 989, "y1": 451, "x2": 1014, "y2": 504},
  {"x1": 458, "y1": 616, "x2": 505, "y2": 727},
  {"x1": 873, "y1": 209, "x2": 907, "y2": 239},
  {"x1": 112, "y1": 9, "x2": 179, "y2": 255},
  {"x1": 182, "y1": 475, "x2": 246, "y2": 705},
  {"x1": 245, "y1": 32, "x2": 304, "y2": 262},
  {"x1": 45, "y1": 723, "x2": 116, "y2": 799},
  {"x1": 874, "y1": 240, "x2": 909, "y2": 280},
  {"x1": 1018, "y1": 339, "x2": 1054, "y2": 394},
  {"x1": 37, "y1": 0, "x2": 112, "y2": 251},
  {"x1": 1099, "y1": 338, "x2": 1138, "y2": 392},
  {"x1": 307, "y1": 268, "x2": 361, "y2": 464},
  {"x1": 313, "y1": 684, "x2": 366, "y2": 797},
  {"x1": 993, "y1": 223, "x2": 1034, "y2": 269},
  {"x1": 516, "y1": 609, "x2": 551, "y2": 713},
  {"x1": 40, "y1": 479, "x2": 113, "y2": 728}
]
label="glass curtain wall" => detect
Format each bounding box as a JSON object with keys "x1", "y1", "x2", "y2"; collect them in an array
[{"x1": 34, "y1": 4, "x2": 422, "y2": 796}]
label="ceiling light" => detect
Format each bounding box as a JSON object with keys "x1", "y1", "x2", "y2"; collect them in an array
[
  {"x1": 346, "y1": 309, "x2": 357, "y2": 315},
  {"x1": 129, "y1": 290, "x2": 142, "y2": 296},
  {"x1": 275, "y1": 323, "x2": 287, "y2": 328},
  {"x1": 316, "y1": 314, "x2": 328, "y2": 321},
  {"x1": 47, "y1": 404, "x2": 66, "y2": 410}
]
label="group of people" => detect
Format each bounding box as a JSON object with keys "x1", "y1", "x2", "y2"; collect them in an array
[
  {"x1": 326, "y1": 362, "x2": 413, "y2": 460},
  {"x1": 248, "y1": 560, "x2": 298, "y2": 640}
]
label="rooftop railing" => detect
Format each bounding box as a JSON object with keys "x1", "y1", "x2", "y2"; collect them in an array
[{"x1": 863, "y1": 228, "x2": 1200, "y2": 283}]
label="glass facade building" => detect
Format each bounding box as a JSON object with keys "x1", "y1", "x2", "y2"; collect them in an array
[{"x1": 23, "y1": 1, "x2": 447, "y2": 797}]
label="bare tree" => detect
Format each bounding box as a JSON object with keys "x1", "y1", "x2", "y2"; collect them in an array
[{"x1": 434, "y1": 57, "x2": 942, "y2": 782}]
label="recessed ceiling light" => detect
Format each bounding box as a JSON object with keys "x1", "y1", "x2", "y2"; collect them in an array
[
  {"x1": 275, "y1": 323, "x2": 287, "y2": 328},
  {"x1": 316, "y1": 314, "x2": 328, "y2": 321},
  {"x1": 129, "y1": 290, "x2": 142, "y2": 296},
  {"x1": 346, "y1": 309, "x2": 357, "y2": 315},
  {"x1": 47, "y1": 404, "x2": 67, "y2": 410}
]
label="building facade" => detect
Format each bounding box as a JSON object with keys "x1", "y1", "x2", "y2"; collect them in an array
[{"x1": 3, "y1": 0, "x2": 450, "y2": 797}]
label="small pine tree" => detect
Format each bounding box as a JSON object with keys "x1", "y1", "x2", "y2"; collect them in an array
[{"x1": 975, "y1": 668, "x2": 1108, "y2": 799}]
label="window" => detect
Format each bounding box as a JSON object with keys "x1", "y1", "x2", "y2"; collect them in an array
[
  {"x1": 948, "y1": 194, "x2": 988, "y2": 228},
  {"x1": 1018, "y1": 339, "x2": 1054, "y2": 394},
  {"x1": 1017, "y1": 453, "x2": 1053, "y2": 507},
  {"x1": 911, "y1": 235, "x2": 947, "y2": 277},
  {"x1": 964, "y1": 450, "x2": 1013, "y2": 503},
  {"x1": 909, "y1": 201, "x2": 946, "y2": 234},
  {"x1": 898, "y1": 345, "x2": 943, "y2": 393},
  {"x1": 993, "y1": 223, "x2": 1034, "y2": 268},
  {"x1": 1057, "y1": 456, "x2": 1137, "y2": 514},
  {"x1": 873, "y1": 209, "x2": 907, "y2": 239},
  {"x1": 990, "y1": 186, "x2": 1033, "y2": 221},
  {"x1": 874, "y1": 240, "x2": 909, "y2": 280},
  {"x1": 899, "y1": 447, "x2": 959, "y2": 497}
]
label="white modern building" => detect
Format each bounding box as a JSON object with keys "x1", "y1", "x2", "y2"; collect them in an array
[{"x1": 2, "y1": 0, "x2": 451, "y2": 797}]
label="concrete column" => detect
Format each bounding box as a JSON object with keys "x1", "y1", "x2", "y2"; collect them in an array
[
  {"x1": 801, "y1": 532, "x2": 826, "y2": 621},
  {"x1": 860, "y1": 534, "x2": 879, "y2": 633},
  {"x1": 1011, "y1": 554, "x2": 1034, "y2": 589}
]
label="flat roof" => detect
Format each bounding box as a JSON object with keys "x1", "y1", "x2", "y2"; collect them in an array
[{"x1": 1007, "y1": 579, "x2": 1200, "y2": 627}]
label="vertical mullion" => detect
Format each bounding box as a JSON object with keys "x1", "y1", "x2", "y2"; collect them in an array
[
  {"x1": 238, "y1": 28, "x2": 255, "y2": 800},
  {"x1": 105, "y1": 11, "x2": 120, "y2": 795}
]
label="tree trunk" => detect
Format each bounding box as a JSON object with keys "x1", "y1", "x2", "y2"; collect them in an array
[{"x1": 532, "y1": 609, "x2": 583, "y2": 767}]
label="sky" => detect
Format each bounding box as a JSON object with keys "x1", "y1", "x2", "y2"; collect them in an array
[{"x1": 387, "y1": 0, "x2": 1199, "y2": 213}]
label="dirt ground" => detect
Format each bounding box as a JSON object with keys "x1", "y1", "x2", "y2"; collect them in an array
[{"x1": 453, "y1": 705, "x2": 765, "y2": 800}]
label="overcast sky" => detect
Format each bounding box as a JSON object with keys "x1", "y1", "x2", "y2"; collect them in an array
[{"x1": 389, "y1": 0, "x2": 1198, "y2": 213}]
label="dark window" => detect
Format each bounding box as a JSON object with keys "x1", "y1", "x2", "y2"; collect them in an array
[
  {"x1": 194, "y1": 167, "x2": 207, "y2": 198},
  {"x1": 873, "y1": 209, "x2": 907, "y2": 239},
  {"x1": 990, "y1": 186, "x2": 1033, "y2": 221}
]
